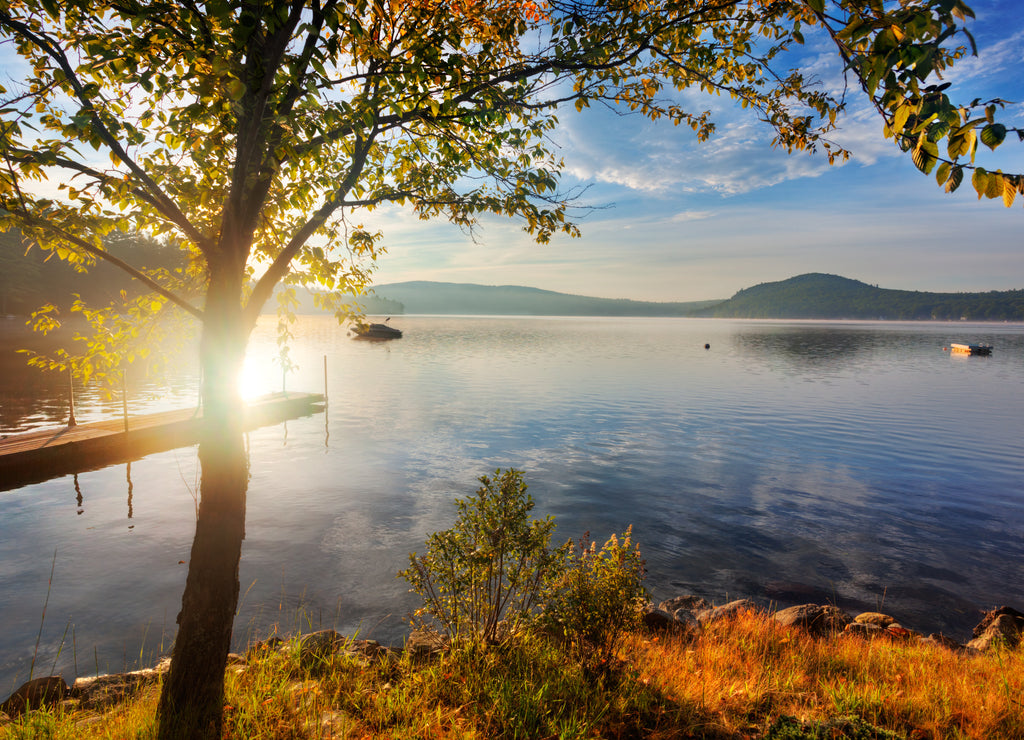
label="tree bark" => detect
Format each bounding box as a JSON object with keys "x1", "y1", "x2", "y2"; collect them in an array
[{"x1": 157, "y1": 269, "x2": 249, "y2": 740}]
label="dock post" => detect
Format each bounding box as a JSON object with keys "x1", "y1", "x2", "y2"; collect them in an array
[
  {"x1": 122, "y1": 368, "x2": 129, "y2": 432},
  {"x1": 67, "y1": 366, "x2": 77, "y2": 428}
]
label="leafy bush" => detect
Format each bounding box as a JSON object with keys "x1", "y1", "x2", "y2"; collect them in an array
[
  {"x1": 541, "y1": 527, "x2": 648, "y2": 660},
  {"x1": 399, "y1": 469, "x2": 566, "y2": 646}
]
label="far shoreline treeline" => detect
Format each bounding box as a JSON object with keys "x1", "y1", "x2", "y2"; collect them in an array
[
  {"x1": 3, "y1": 229, "x2": 1022, "y2": 321},
  {"x1": 326, "y1": 274, "x2": 1024, "y2": 321}
]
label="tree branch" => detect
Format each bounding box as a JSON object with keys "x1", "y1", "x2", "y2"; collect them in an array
[
  {"x1": 0, "y1": 10, "x2": 213, "y2": 252},
  {"x1": 242, "y1": 130, "x2": 377, "y2": 328},
  {"x1": 18, "y1": 212, "x2": 205, "y2": 321}
]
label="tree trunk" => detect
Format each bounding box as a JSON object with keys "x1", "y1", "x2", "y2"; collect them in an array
[{"x1": 157, "y1": 271, "x2": 249, "y2": 739}]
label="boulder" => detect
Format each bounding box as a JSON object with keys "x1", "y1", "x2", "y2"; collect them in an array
[
  {"x1": 0, "y1": 675, "x2": 70, "y2": 716},
  {"x1": 70, "y1": 657, "x2": 171, "y2": 711},
  {"x1": 885, "y1": 624, "x2": 919, "y2": 640},
  {"x1": 641, "y1": 606, "x2": 699, "y2": 637},
  {"x1": 696, "y1": 599, "x2": 761, "y2": 626},
  {"x1": 854, "y1": 611, "x2": 896, "y2": 628},
  {"x1": 298, "y1": 629, "x2": 347, "y2": 664},
  {"x1": 311, "y1": 709, "x2": 357, "y2": 738},
  {"x1": 343, "y1": 639, "x2": 396, "y2": 667},
  {"x1": 642, "y1": 608, "x2": 679, "y2": 632},
  {"x1": 920, "y1": 633, "x2": 962, "y2": 651},
  {"x1": 967, "y1": 606, "x2": 1024, "y2": 651},
  {"x1": 405, "y1": 627, "x2": 447, "y2": 659},
  {"x1": 844, "y1": 622, "x2": 884, "y2": 639},
  {"x1": 658, "y1": 595, "x2": 710, "y2": 618},
  {"x1": 774, "y1": 604, "x2": 851, "y2": 637}
]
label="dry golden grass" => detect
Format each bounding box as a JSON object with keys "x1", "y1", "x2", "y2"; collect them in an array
[
  {"x1": 623, "y1": 609, "x2": 1024, "y2": 739},
  {"x1": 2, "y1": 613, "x2": 1021, "y2": 739}
]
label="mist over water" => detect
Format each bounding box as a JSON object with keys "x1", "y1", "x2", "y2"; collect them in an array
[{"x1": 2, "y1": 316, "x2": 1023, "y2": 691}]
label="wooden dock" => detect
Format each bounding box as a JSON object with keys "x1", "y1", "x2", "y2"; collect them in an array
[{"x1": 0, "y1": 391, "x2": 325, "y2": 491}]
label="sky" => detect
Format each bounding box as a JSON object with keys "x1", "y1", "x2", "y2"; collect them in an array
[
  {"x1": 365, "y1": 0, "x2": 1024, "y2": 302},
  {"x1": 1, "y1": 2, "x2": 1021, "y2": 305}
]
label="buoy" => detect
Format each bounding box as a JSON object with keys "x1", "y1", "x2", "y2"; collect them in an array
[{"x1": 704, "y1": 343, "x2": 710, "y2": 350}]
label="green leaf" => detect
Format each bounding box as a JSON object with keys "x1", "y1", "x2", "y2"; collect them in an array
[
  {"x1": 892, "y1": 104, "x2": 911, "y2": 135},
  {"x1": 944, "y1": 166, "x2": 963, "y2": 193},
  {"x1": 227, "y1": 78, "x2": 246, "y2": 101},
  {"x1": 935, "y1": 161, "x2": 951, "y2": 187},
  {"x1": 911, "y1": 140, "x2": 938, "y2": 175},
  {"x1": 806, "y1": 0, "x2": 824, "y2": 14},
  {"x1": 980, "y1": 123, "x2": 1006, "y2": 151}
]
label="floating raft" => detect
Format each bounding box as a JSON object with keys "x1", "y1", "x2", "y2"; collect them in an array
[
  {"x1": 0, "y1": 391, "x2": 324, "y2": 492},
  {"x1": 949, "y1": 343, "x2": 993, "y2": 356}
]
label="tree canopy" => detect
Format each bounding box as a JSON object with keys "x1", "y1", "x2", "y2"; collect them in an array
[
  {"x1": 0, "y1": 0, "x2": 1020, "y2": 737},
  {"x1": 0, "y1": 1, "x2": 1019, "y2": 365}
]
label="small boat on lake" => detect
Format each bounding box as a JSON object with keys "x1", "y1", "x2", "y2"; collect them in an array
[
  {"x1": 351, "y1": 320, "x2": 402, "y2": 340},
  {"x1": 949, "y1": 342, "x2": 992, "y2": 356}
]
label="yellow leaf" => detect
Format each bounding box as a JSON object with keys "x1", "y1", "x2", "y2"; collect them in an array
[{"x1": 1002, "y1": 177, "x2": 1017, "y2": 208}]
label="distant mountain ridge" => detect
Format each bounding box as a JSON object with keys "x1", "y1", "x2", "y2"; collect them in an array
[
  {"x1": 275, "y1": 274, "x2": 1023, "y2": 320},
  {"x1": 371, "y1": 281, "x2": 719, "y2": 316},
  {"x1": 698, "y1": 273, "x2": 1024, "y2": 321}
]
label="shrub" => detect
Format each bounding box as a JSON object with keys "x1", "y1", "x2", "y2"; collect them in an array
[
  {"x1": 541, "y1": 527, "x2": 648, "y2": 661},
  {"x1": 399, "y1": 469, "x2": 566, "y2": 646}
]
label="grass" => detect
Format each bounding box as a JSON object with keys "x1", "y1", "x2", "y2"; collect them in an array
[{"x1": 2, "y1": 610, "x2": 1021, "y2": 739}]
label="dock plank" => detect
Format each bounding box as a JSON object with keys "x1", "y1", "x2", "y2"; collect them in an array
[{"x1": 0, "y1": 392, "x2": 324, "y2": 491}]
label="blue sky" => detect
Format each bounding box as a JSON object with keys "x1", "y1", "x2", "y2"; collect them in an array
[{"x1": 369, "y1": 0, "x2": 1024, "y2": 302}]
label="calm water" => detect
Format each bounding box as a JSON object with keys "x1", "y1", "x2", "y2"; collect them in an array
[{"x1": 1, "y1": 316, "x2": 1023, "y2": 692}]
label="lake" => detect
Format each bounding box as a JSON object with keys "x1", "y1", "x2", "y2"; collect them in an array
[{"x1": 1, "y1": 315, "x2": 1023, "y2": 692}]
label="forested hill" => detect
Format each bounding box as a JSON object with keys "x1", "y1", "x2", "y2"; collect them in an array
[
  {"x1": 372, "y1": 281, "x2": 719, "y2": 316},
  {"x1": 698, "y1": 273, "x2": 1024, "y2": 321}
]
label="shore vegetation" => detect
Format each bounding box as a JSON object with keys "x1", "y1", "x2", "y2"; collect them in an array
[{"x1": 1, "y1": 610, "x2": 1021, "y2": 740}]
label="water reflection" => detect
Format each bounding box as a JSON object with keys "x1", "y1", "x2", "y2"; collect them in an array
[
  {"x1": 733, "y1": 324, "x2": 890, "y2": 368},
  {"x1": 62, "y1": 463, "x2": 139, "y2": 525},
  {"x1": 0, "y1": 316, "x2": 1022, "y2": 691},
  {"x1": 127, "y1": 461, "x2": 134, "y2": 528}
]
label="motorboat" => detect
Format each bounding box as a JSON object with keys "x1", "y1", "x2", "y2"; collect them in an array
[
  {"x1": 352, "y1": 320, "x2": 402, "y2": 340},
  {"x1": 949, "y1": 342, "x2": 992, "y2": 356}
]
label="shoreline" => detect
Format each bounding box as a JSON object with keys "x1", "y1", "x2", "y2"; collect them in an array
[{"x1": 4, "y1": 593, "x2": 1021, "y2": 718}]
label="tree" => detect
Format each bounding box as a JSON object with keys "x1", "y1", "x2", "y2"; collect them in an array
[{"x1": 0, "y1": 0, "x2": 1018, "y2": 736}]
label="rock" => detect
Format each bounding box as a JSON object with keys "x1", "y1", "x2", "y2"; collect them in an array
[
  {"x1": 886, "y1": 624, "x2": 919, "y2": 640},
  {"x1": 71, "y1": 659, "x2": 171, "y2": 710},
  {"x1": 920, "y1": 633, "x2": 962, "y2": 651},
  {"x1": 0, "y1": 675, "x2": 70, "y2": 716},
  {"x1": 642, "y1": 608, "x2": 679, "y2": 632},
  {"x1": 967, "y1": 606, "x2": 1024, "y2": 651},
  {"x1": 696, "y1": 599, "x2": 761, "y2": 626},
  {"x1": 658, "y1": 595, "x2": 710, "y2": 618},
  {"x1": 844, "y1": 622, "x2": 884, "y2": 639},
  {"x1": 313, "y1": 709, "x2": 356, "y2": 738},
  {"x1": 298, "y1": 629, "x2": 347, "y2": 663},
  {"x1": 854, "y1": 611, "x2": 896, "y2": 628},
  {"x1": 641, "y1": 607, "x2": 699, "y2": 638},
  {"x1": 774, "y1": 604, "x2": 851, "y2": 637},
  {"x1": 343, "y1": 639, "x2": 396, "y2": 667},
  {"x1": 405, "y1": 627, "x2": 447, "y2": 659},
  {"x1": 249, "y1": 635, "x2": 285, "y2": 655}
]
